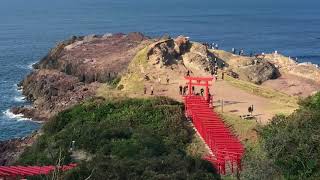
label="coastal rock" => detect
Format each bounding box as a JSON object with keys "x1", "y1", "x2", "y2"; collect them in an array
[
  {"x1": 33, "y1": 36, "x2": 84, "y2": 69},
  {"x1": 147, "y1": 36, "x2": 213, "y2": 74},
  {"x1": 35, "y1": 32, "x2": 150, "y2": 84},
  {"x1": 182, "y1": 42, "x2": 212, "y2": 73},
  {"x1": 16, "y1": 33, "x2": 152, "y2": 121},
  {"x1": 0, "y1": 134, "x2": 38, "y2": 165},
  {"x1": 289, "y1": 64, "x2": 320, "y2": 83},
  {"x1": 237, "y1": 61, "x2": 280, "y2": 84},
  {"x1": 148, "y1": 39, "x2": 179, "y2": 66},
  {"x1": 20, "y1": 69, "x2": 98, "y2": 120}
]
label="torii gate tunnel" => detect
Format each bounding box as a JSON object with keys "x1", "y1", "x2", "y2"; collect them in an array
[
  {"x1": 183, "y1": 76, "x2": 244, "y2": 175},
  {"x1": 0, "y1": 163, "x2": 76, "y2": 179}
]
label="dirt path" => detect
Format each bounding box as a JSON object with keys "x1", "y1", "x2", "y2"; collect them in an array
[
  {"x1": 142, "y1": 68, "x2": 280, "y2": 124},
  {"x1": 262, "y1": 73, "x2": 320, "y2": 97}
]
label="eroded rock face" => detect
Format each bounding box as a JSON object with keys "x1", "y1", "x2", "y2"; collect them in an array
[
  {"x1": 17, "y1": 69, "x2": 99, "y2": 120},
  {"x1": 147, "y1": 36, "x2": 213, "y2": 74},
  {"x1": 14, "y1": 32, "x2": 152, "y2": 121},
  {"x1": 237, "y1": 61, "x2": 280, "y2": 84},
  {"x1": 182, "y1": 42, "x2": 212, "y2": 72},
  {"x1": 35, "y1": 32, "x2": 150, "y2": 83},
  {"x1": 0, "y1": 134, "x2": 38, "y2": 165},
  {"x1": 148, "y1": 39, "x2": 179, "y2": 66},
  {"x1": 223, "y1": 56, "x2": 280, "y2": 84}
]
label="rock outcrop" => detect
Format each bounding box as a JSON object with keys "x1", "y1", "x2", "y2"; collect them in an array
[
  {"x1": 14, "y1": 33, "x2": 152, "y2": 121},
  {"x1": 0, "y1": 133, "x2": 38, "y2": 165},
  {"x1": 147, "y1": 36, "x2": 213, "y2": 74},
  {"x1": 211, "y1": 50, "x2": 280, "y2": 84},
  {"x1": 35, "y1": 32, "x2": 150, "y2": 83},
  {"x1": 264, "y1": 53, "x2": 320, "y2": 83},
  {"x1": 235, "y1": 61, "x2": 280, "y2": 84},
  {"x1": 15, "y1": 70, "x2": 99, "y2": 120}
]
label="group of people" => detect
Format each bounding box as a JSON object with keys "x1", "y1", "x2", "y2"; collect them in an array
[
  {"x1": 232, "y1": 48, "x2": 245, "y2": 56},
  {"x1": 210, "y1": 58, "x2": 225, "y2": 81},
  {"x1": 179, "y1": 85, "x2": 210, "y2": 97},
  {"x1": 202, "y1": 42, "x2": 219, "y2": 50},
  {"x1": 143, "y1": 75, "x2": 171, "y2": 95},
  {"x1": 144, "y1": 85, "x2": 154, "y2": 95}
]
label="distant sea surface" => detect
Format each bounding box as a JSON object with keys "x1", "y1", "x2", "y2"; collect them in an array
[{"x1": 0, "y1": 0, "x2": 320, "y2": 140}]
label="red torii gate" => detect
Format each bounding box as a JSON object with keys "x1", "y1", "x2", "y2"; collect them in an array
[
  {"x1": 183, "y1": 76, "x2": 244, "y2": 175},
  {"x1": 185, "y1": 76, "x2": 213, "y2": 101},
  {"x1": 0, "y1": 163, "x2": 76, "y2": 179}
]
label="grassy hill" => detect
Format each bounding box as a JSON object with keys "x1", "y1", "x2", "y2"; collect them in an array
[{"x1": 18, "y1": 97, "x2": 219, "y2": 179}]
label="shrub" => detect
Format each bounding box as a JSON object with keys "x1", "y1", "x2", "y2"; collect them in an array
[{"x1": 19, "y1": 97, "x2": 219, "y2": 179}]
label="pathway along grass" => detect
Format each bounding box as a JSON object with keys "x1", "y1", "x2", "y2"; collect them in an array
[{"x1": 18, "y1": 97, "x2": 219, "y2": 179}]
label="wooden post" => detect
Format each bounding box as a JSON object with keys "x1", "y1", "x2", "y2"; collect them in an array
[{"x1": 221, "y1": 99, "x2": 224, "y2": 113}]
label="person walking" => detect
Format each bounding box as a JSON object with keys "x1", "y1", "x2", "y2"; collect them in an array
[
  {"x1": 166, "y1": 75, "x2": 170, "y2": 84},
  {"x1": 179, "y1": 85, "x2": 183, "y2": 95},
  {"x1": 144, "y1": 86, "x2": 147, "y2": 94},
  {"x1": 200, "y1": 88, "x2": 204, "y2": 96},
  {"x1": 186, "y1": 70, "x2": 190, "y2": 76},
  {"x1": 221, "y1": 71, "x2": 225, "y2": 80},
  {"x1": 151, "y1": 86, "x2": 154, "y2": 95}
]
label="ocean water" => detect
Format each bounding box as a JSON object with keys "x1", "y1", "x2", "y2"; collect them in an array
[{"x1": 0, "y1": 0, "x2": 320, "y2": 141}]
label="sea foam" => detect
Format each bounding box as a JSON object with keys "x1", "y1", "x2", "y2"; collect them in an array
[
  {"x1": 3, "y1": 109, "x2": 31, "y2": 121},
  {"x1": 14, "y1": 96, "x2": 25, "y2": 102}
]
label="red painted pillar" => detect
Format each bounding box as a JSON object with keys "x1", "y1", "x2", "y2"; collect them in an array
[
  {"x1": 188, "y1": 79, "x2": 192, "y2": 95},
  {"x1": 205, "y1": 80, "x2": 209, "y2": 101}
]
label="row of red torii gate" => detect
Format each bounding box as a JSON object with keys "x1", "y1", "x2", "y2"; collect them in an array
[
  {"x1": 0, "y1": 76, "x2": 244, "y2": 179},
  {"x1": 183, "y1": 76, "x2": 244, "y2": 175}
]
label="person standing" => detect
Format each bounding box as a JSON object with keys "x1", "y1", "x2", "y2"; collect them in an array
[
  {"x1": 221, "y1": 71, "x2": 225, "y2": 80},
  {"x1": 166, "y1": 75, "x2": 170, "y2": 84},
  {"x1": 232, "y1": 48, "x2": 235, "y2": 54},
  {"x1": 158, "y1": 76, "x2": 161, "y2": 84},
  {"x1": 144, "y1": 86, "x2": 147, "y2": 94},
  {"x1": 200, "y1": 88, "x2": 204, "y2": 96},
  {"x1": 179, "y1": 85, "x2": 183, "y2": 95},
  {"x1": 215, "y1": 44, "x2": 219, "y2": 50},
  {"x1": 186, "y1": 70, "x2": 190, "y2": 76}
]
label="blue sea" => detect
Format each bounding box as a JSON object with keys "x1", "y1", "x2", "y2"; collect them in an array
[{"x1": 0, "y1": 0, "x2": 320, "y2": 141}]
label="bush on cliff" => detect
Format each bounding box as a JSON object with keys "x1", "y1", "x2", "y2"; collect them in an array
[
  {"x1": 259, "y1": 92, "x2": 320, "y2": 179},
  {"x1": 18, "y1": 97, "x2": 218, "y2": 179}
]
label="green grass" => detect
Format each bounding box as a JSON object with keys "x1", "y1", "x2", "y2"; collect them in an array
[
  {"x1": 118, "y1": 47, "x2": 149, "y2": 93},
  {"x1": 225, "y1": 75, "x2": 298, "y2": 109},
  {"x1": 220, "y1": 113, "x2": 258, "y2": 144},
  {"x1": 18, "y1": 97, "x2": 219, "y2": 179}
]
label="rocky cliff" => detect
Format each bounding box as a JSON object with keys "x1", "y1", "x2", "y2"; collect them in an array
[{"x1": 14, "y1": 32, "x2": 152, "y2": 121}]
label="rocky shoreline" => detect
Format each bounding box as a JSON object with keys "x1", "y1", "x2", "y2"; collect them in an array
[
  {"x1": 2, "y1": 32, "x2": 320, "y2": 165},
  {"x1": 10, "y1": 32, "x2": 151, "y2": 121},
  {"x1": 0, "y1": 132, "x2": 39, "y2": 165},
  {"x1": 10, "y1": 32, "x2": 320, "y2": 122}
]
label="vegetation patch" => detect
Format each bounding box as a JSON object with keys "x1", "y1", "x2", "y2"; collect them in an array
[
  {"x1": 225, "y1": 75, "x2": 298, "y2": 110},
  {"x1": 18, "y1": 97, "x2": 218, "y2": 179},
  {"x1": 118, "y1": 47, "x2": 149, "y2": 93}
]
